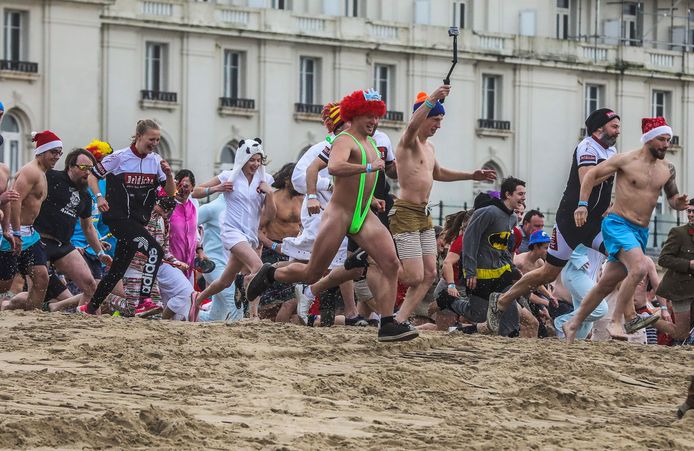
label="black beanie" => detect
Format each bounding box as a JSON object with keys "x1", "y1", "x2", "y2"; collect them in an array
[{"x1": 585, "y1": 108, "x2": 619, "y2": 135}]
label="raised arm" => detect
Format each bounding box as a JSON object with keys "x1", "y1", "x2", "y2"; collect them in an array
[{"x1": 400, "y1": 85, "x2": 450, "y2": 148}]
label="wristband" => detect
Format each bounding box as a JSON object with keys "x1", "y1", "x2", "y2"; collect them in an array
[
  {"x1": 425, "y1": 98, "x2": 435, "y2": 109},
  {"x1": 366, "y1": 163, "x2": 372, "y2": 173},
  {"x1": 96, "y1": 193, "x2": 102, "y2": 198},
  {"x1": 12, "y1": 231, "x2": 21, "y2": 237},
  {"x1": 307, "y1": 194, "x2": 318, "y2": 200},
  {"x1": 97, "y1": 250, "x2": 106, "y2": 257},
  {"x1": 447, "y1": 283, "x2": 456, "y2": 289},
  {"x1": 660, "y1": 305, "x2": 668, "y2": 311},
  {"x1": 205, "y1": 187, "x2": 210, "y2": 196},
  {"x1": 271, "y1": 242, "x2": 279, "y2": 251},
  {"x1": 577, "y1": 200, "x2": 588, "y2": 207}
]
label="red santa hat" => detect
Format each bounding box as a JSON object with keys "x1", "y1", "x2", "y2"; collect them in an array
[
  {"x1": 640, "y1": 117, "x2": 673, "y2": 144},
  {"x1": 31, "y1": 130, "x2": 63, "y2": 155}
]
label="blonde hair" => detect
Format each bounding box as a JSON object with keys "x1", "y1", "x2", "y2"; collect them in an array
[{"x1": 131, "y1": 119, "x2": 160, "y2": 144}]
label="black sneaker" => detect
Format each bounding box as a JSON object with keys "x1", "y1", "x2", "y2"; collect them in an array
[
  {"x1": 246, "y1": 263, "x2": 275, "y2": 301},
  {"x1": 345, "y1": 315, "x2": 369, "y2": 327},
  {"x1": 344, "y1": 248, "x2": 369, "y2": 270},
  {"x1": 486, "y1": 292, "x2": 502, "y2": 334},
  {"x1": 377, "y1": 321, "x2": 419, "y2": 342}
]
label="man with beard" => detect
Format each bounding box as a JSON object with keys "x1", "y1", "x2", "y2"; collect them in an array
[
  {"x1": 487, "y1": 109, "x2": 622, "y2": 334},
  {"x1": 563, "y1": 117, "x2": 689, "y2": 342},
  {"x1": 31, "y1": 149, "x2": 112, "y2": 309},
  {"x1": 1, "y1": 131, "x2": 64, "y2": 310}
]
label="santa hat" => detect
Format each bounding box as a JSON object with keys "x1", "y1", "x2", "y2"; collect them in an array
[
  {"x1": 321, "y1": 102, "x2": 345, "y2": 133},
  {"x1": 229, "y1": 138, "x2": 266, "y2": 182},
  {"x1": 640, "y1": 117, "x2": 673, "y2": 144},
  {"x1": 31, "y1": 130, "x2": 62, "y2": 155},
  {"x1": 339, "y1": 89, "x2": 386, "y2": 121}
]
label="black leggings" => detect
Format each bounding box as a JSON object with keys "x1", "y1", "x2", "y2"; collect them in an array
[{"x1": 88, "y1": 218, "x2": 163, "y2": 313}]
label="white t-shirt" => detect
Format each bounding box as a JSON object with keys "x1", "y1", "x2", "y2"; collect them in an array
[{"x1": 217, "y1": 169, "x2": 274, "y2": 240}]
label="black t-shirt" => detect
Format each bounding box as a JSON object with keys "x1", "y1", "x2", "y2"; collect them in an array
[{"x1": 35, "y1": 169, "x2": 93, "y2": 243}]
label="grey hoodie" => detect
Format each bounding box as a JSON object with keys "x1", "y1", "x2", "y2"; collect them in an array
[{"x1": 462, "y1": 198, "x2": 517, "y2": 281}]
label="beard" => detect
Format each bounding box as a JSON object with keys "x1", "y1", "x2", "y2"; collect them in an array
[
  {"x1": 598, "y1": 132, "x2": 618, "y2": 147},
  {"x1": 648, "y1": 147, "x2": 666, "y2": 160}
]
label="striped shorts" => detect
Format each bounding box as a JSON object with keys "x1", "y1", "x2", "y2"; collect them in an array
[{"x1": 393, "y1": 228, "x2": 437, "y2": 259}]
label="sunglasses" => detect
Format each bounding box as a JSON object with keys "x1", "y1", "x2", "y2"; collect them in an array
[
  {"x1": 49, "y1": 149, "x2": 63, "y2": 157},
  {"x1": 74, "y1": 164, "x2": 94, "y2": 171}
]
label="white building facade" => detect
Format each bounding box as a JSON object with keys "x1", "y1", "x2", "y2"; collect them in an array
[{"x1": 1, "y1": 0, "x2": 693, "y2": 239}]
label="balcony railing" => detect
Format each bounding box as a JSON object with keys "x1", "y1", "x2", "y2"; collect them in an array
[
  {"x1": 141, "y1": 90, "x2": 177, "y2": 102},
  {"x1": 671, "y1": 135, "x2": 680, "y2": 146},
  {"x1": 219, "y1": 97, "x2": 255, "y2": 109},
  {"x1": 294, "y1": 103, "x2": 323, "y2": 114},
  {"x1": 478, "y1": 119, "x2": 511, "y2": 130},
  {"x1": 384, "y1": 110, "x2": 404, "y2": 122},
  {"x1": 0, "y1": 60, "x2": 38, "y2": 73}
]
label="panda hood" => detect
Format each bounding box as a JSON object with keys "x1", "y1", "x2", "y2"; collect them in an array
[{"x1": 229, "y1": 138, "x2": 266, "y2": 182}]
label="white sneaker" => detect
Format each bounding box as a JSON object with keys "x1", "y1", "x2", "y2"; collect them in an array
[{"x1": 295, "y1": 284, "x2": 312, "y2": 325}]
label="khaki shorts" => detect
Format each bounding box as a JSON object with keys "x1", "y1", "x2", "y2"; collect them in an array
[{"x1": 389, "y1": 199, "x2": 436, "y2": 259}]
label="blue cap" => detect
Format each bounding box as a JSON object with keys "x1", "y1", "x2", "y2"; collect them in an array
[
  {"x1": 0, "y1": 102, "x2": 4, "y2": 111},
  {"x1": 529, "y1": 230, "x2": 551, "y2": 247},
  {"x1": 413, "y1": 99, "x2": 445, "y2": 118}
]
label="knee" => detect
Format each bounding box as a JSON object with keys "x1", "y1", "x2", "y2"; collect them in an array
[
  {"x1": 398, "y1": 266, "x2": 423, "y2": 286},
  {"x1": 423, "y1": 267, "x2": 437, "y2": 285},
  {"x1": 629, "y1": 261, "x2": 649, "y2": 283},
  {"x1": 82, "y1": 278, "x2": 97, "y2": 295},
  {"x1": 379, "y1": 256, "x2": 401, "y2": 279}
]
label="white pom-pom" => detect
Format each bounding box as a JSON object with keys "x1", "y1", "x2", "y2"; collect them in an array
[{"x1": 31, "y1": 131, "x2": 38, "y2": 139}]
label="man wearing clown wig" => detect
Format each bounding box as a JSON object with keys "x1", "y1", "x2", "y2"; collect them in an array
[{"x1": 247, "y1": 89, "x2": 417, "y2": 342}]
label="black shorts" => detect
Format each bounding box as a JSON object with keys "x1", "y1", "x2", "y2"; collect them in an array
[
  {"x1": 41, "y1": 237, "x2": 76, "y2": 263},
  {"x1": 42, "y1": 272, "x2": 68, "y2": 311},
  {"x1": 0, "y1": 241, "x2": 48, "y2": 281},
  {"x1": 82, "y1": 252, "x2": 105, "y2": 280}
]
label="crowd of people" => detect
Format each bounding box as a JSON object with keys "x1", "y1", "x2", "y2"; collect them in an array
[{"x1": 0, "y1": 88, "x2": 693, "y2": 349}]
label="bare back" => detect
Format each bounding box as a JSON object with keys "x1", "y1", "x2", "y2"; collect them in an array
[
  {"x1": 15, "y1": 160, "x2": 47, "y2": 225},
  {"x1": 514, "y1": 252, "x2": 544, "y2": 274},
  {"x1": 395, "y1": 137, "x2": 436, "y2": 204},
  {"x1": 611, "y1": 149, "x2": 673, "y2": 226},
  {"x1": 265, "y1": 189, "x2": 302, "y2": 240}
]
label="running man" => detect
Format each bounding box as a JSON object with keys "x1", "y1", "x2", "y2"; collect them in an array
[
  {"x1": 487, "y1": 108, "x2": 621, "y2": 333},
  {"x1": 392, "y1": 86, "x2": 496, "y2": 323},
  {"x1": 33, "y1": 149, "x2": 112, "y2": 308},
  {"x1": 2, "y1": 130, "x2": 63, "y2": 310},
  {"x1": 82, "y1": 119, "x2": 176, "y2": 314},
  {"x1": 563, "y1": 117, "x2": 689, "y2": 342},
  {"x1": 247, "y1": 89, "x2": 416, "y2": 342}
]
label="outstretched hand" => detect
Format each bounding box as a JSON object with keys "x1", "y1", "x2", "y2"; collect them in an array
[
  {"x1": 472, "y1": 169, "x2": 497, "y2": 182},
  {"x1": 672, "y1": 193, "x2": 689, "y2": 210}
]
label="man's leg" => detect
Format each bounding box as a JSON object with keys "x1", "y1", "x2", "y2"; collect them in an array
[
  {"x1": 562, "y1": 261, "x2": 627, "y2": 343},
  {"x1": 52, "y1": 249, "x2": 97, "y2": 305},
  {"x1": 605, "y1": 247, "x2": 652, "y2": 336},
  {"x1": 396, "y1": 254, "x2": 436, "y2": 323}
]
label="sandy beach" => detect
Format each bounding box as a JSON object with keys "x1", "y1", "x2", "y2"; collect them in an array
[{"x1": 0, "y1": 311, "x2": 691, "y2": 450}]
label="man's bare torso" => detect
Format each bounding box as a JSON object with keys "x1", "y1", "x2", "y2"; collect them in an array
[
  {"x1": 395, "y1": 138, "x2": 436, "y2": 204},
  {"x1": 328, "y1": 133, "x2": 379, "y2": 223},
  {"x1": 17, "y1": 160, "x2": 47, "y2": 226},
  {"x1": 612, "y1": 150, "x2": 673, "y2": 227},
  {"x1": 265, "y1": 188, "x2": 302, "y2": 241},
  {"x1": 515, "y1": 253, "x2": 544, "y2": 275}
]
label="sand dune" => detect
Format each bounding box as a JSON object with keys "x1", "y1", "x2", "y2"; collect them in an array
[{"x1": 0, "y1": 312, "x2": 691, "y2": 449}]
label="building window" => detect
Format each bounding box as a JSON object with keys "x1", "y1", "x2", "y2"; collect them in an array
[
  {"x1": 0, "y1": 112, "x2": 22, "y2": 175},
  {"x1": 271, "y1": 0, "x2": 289, "y2": 10},
  {"x1": 299, "y1": 57, "x2": 319, "y2": 105},
  {"x1": 452, "y1": 1, "x2": 466, "y2": 29},
  {"x1": 145, "y1": 42, "x2": 167, "y2": 92},
  {"x1": 373, "y1": 64, "x2": 393, "y2": 107},
  {"x1": 584, "y1": 84, "x2": 603, "y2": 117},
  {"x1": 219, "y1": 140, "x2": 238, "y2": 170},
  {"x1": 622, "y1": 2, "x2": 642, "y2": 46},
  {"x1": 651, "y1": 90, "x2": 670, "y2": 118},
  {"x1": 414, "y1": 0, "x2": 430, "y2": 25},
  {"x1": 3, "y1": 10, "x2": 25, "y2": 61},
  {"x1": 345, "y1": 0, "x2": 359, "y2": 17},
  {"x1": 223, "y1": 50, "x2": 241, "y2": 99},
  {"x1": 556, "y1": 0, "x2": 569, "y2": 39},
  {"x1": 482, "y1": 75, "x2": 501, "y2": 120}
]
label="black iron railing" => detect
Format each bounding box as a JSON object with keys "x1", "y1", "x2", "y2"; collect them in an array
[
  {"x1": 0, "y1": 60, "x2": 38, "y2": 73},
  {"x1": 478, "y1": 119, "x2": 511, "y2": 130},
  {"x1": 384, "y1": 110, "x2": 404, "y2": 122},
  {"x1": 294, "y1": 103, "x2": 323, "y2": 114},
  {"x1": 140, "y1": 90, "x2": 177, "y2": 102},
  {"x1": 219, "y1": 97, "x2": 255, "y2": 109}
]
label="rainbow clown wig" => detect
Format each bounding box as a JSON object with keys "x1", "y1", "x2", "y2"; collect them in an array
[
  {"x1": 84, "y1": 140, "x2": 113, "y2": 162},
  {"x1": 339, "y1": 89, "x2": 386, "y2": 122}
]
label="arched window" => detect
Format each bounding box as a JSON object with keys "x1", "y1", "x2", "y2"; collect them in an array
[
  {"x1": 217, "y1": 140, "x2": 238, "y2": 171},
  {"x1": 157, "y1": 136, "x2": 171, "y2": 160},
  {"x1": 0, "y1": 112, "x2": 23, "y2": 174}
]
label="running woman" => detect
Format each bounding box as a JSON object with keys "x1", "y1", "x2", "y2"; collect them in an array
[
  {"x1": 81, "y1": 119, "x2": 176, "y2": 314},
  {"x1": 191, "y1": 138, "x2": 276, "y2": 320}
]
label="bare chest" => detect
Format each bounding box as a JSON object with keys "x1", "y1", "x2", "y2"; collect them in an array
[
  {"x1": 621, "y1": 161, "x2": 669, "y2": 191},
  {"x1": 274, "y1": 192, "x2": 302, "y2": 223}
]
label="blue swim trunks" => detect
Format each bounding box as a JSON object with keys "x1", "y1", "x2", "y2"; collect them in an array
[
  {"x1": 601, "y1": 213, "x2": 649, "y2": 263},
  {"x1": 0, "y1": 227, "x2": 41, "y2": 252}
]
